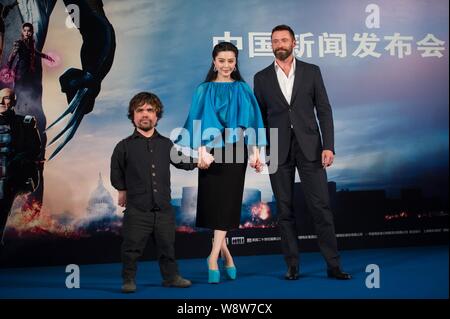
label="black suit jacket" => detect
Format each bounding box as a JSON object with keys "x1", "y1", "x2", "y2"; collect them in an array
[{"x1": 254, "y1": 59, "x2": 334, "y2": 164}]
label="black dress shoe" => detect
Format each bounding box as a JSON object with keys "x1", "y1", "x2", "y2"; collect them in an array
[
  {"x1": 327, "y1": 268, "x2": 352, "y2": 280},
  {"x1": 121, "y1": 278, "x2": 136, "y2": 293},
  {"x1": 285, "y1": 265, "x2": 299, "y2": 280},
  {"x1": 162, "y1": 275, "x2": 192, "y2": 288}
]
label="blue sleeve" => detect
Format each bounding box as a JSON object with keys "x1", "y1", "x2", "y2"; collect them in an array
[
  {"x1": 176, "y1": 83, "x2": 224, "y2": 149},
  {"x1": 237, "y1": 82, "x2": 268, "y2": 146}
]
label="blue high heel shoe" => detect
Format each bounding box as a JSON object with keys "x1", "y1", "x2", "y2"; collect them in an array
[
  {"x1": 224, "y1": 264, "x2": 237, "y2": 280},
  {"x1": 207, "y1": 257, "x2": 220, "y2": 284}
]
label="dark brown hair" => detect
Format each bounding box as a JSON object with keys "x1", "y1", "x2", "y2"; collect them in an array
[
  {"x1": 271, "y1": 24, "x2": 295, "y2": 40},
  {"x1": 127, "y1": 92, "x2": 163, "y2": 125},
  {"x1": 22, "y1": 22, "x2": 34, "y2": 32}
]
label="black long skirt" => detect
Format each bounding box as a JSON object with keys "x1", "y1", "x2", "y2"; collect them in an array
[{"x1": 196, "y1": 143, "x2": 248, "y2": 231}]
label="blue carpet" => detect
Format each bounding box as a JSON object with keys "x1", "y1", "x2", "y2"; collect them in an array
[{"x1": 0, "y1": 246, "x2": 448, "y2": 299}]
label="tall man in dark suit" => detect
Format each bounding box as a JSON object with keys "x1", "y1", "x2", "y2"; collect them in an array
[{"x1": 254, "y1": 25, "x2": 351, "y2": 280}]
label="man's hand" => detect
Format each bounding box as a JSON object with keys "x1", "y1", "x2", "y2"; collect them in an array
[
  {"x1": 322, "y1": 150, "x2": 334, "y2": 169},
  {"x1": 118, "y1": 190, "x2": 127, "y2": 207}
]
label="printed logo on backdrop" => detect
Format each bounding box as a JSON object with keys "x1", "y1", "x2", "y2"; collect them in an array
[
  {"x1": 212, "y1": 4, "x2": 445, "y2": 59},
  {"x1": 231, "y1": 237, "x2": 245, "y2": 245}
]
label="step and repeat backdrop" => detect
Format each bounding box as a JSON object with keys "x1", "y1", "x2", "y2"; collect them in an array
[{"x1": 0, "y1": 0, "x2": 448, "y2": 267}]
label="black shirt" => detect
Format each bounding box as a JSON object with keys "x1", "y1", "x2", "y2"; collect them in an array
[{"x1": 110, "y1": 129, "x2": 196, "y2": 212}]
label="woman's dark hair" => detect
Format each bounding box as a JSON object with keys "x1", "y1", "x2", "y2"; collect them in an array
[
  {"x1": 22, "y1": 22, "x2": 34, "y2": 32},
  {"x1": 204, "y1": 41, "x2": 244, "y2": 82}
]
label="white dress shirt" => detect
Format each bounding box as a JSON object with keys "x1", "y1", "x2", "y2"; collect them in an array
[{"x1": 274, "y1": 57, "x2": 296, "y2": 105}]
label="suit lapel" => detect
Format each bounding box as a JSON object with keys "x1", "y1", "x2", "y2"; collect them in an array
[
  {"x1": 268, "y1": 63, "x2": 290, "y2": 107},
  {"x1": 290, "y1": 59, "x2": 304, "y2": 106}
]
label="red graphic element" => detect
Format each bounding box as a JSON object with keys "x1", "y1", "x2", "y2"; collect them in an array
[
  {"x1": 384, "y1": 211, "x2": 410, "y2": 220},
  {"x1": 0, "y1": 68, "x2": 15, "y2": 84},
  {"x1": 43, "y1": 51, "x2": 61, "y2": 68},
  {"x1": 5, "y1": 198, "x2": 83, "y2": 239},
  {"x1": 240, "y1": 202, "x2": 276, "y2": 229},
  {"x1": 176, "y1": 225, "x2": 196, "y2": 233},
  {"x1": 251, "y1": 202, "x2": 271, "y2": 221}
]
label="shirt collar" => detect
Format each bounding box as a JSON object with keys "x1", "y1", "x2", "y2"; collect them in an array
[
  {"x1": 132, "y1": 129, "x2": 160, "y2": 139},
  {"x1": 274, "y1": 57, "x2": 296, "y2": 76}
]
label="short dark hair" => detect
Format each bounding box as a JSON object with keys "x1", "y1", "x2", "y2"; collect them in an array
[
  {"x1": 22, "y1": 22, "x2": 34, "y2": 32},
  {"x1": 271, "y1": 25, "x2": 295, "y2": 40},
  {"x1": 127, "y1": 92, "x2": 164, "y2": 125}
]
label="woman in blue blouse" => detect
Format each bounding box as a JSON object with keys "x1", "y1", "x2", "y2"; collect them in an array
[{"x1": 176, "y1": 42, "x2": 267, "y2": 283}]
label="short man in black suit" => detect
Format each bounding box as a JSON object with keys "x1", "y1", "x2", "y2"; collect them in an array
[
  {"x1": 110, "y1": 92, "x2": 198, "y2": 292},
  {"x1": 254, "y1": 25, "x2": 351, "y2": 280}
]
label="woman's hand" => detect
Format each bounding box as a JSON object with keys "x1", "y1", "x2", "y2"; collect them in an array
[
  {"x1": 198, "y1": 146, "x2": 214, "y2": 169},
  {"x1": 249, "y1": 146, "x2": 263, "y2": 173}
]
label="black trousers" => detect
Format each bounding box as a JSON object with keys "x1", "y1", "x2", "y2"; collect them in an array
[
  {"x1": 269, "y1": 131, "x2": 341, "y2": 269},
  {"x1": 121, "y1": 205, "x2": 179, "y2": 281}
]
